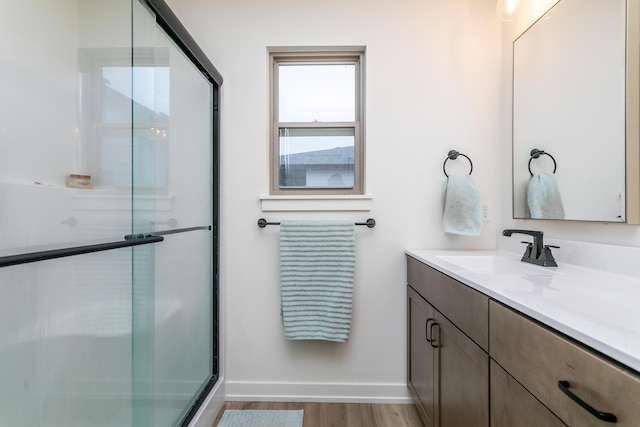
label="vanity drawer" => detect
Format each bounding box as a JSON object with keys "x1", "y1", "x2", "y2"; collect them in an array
[
  {"x1": 407, "y1": 255, "x2": 488, "y2": 351},
  {"x1": 490, "y1": 300, "x2": 640, "y2": 426}
]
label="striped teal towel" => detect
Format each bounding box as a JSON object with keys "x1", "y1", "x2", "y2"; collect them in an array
[{"x1": 280, "y1": 220, "x2": 356, "y2": 342}]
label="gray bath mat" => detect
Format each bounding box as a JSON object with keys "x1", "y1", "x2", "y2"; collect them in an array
[{"x1": 218, "y1": 409, "x2": 304, "y2": 427}]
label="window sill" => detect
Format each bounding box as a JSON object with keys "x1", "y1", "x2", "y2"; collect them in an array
[{"x1": 259, "y1": 195, "x2": 372, "y2": 211}]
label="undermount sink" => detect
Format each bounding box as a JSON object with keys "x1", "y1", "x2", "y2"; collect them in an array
[{"x1": 435, "y1": 254, "x2": 551, "y2": 276}]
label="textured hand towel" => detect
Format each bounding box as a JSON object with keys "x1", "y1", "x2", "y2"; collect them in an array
[
  {"x1": 280, "y1": 220, "x2": 355, "y2": 342},
  {"x1": 527, "y1": 173, "x2": 565, "y2": 219},
  {"x1": 442, "y1": 174, "x2": 482, "y2": 236}
]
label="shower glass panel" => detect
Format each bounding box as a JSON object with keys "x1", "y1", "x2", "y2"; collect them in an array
[
  {"x1": 0, "y1": 251, "x2": 135, "y2": 426},
  {"x1": 0, "y1": 0, "x2": 219, "y2": 426},
  {"x1": 131, "y1": 1, "x2": 215, "y2": 425}
]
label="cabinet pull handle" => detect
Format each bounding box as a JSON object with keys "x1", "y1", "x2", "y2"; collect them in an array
[
  {"x1": 429, "y1": 322, "x2": 439, "y2": 348},
  {"x1": 558, "y1": 380, "x2": 617, "y2": 423},
  {"x1": 426, "y1": 318, "x2": 435, "y2": 342}
]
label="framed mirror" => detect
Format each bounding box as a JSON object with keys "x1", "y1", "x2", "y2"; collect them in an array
[{"x1": 512, "y1": 0, "x2": 639, "y2": 223}]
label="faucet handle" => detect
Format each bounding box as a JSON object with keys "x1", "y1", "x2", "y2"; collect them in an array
[
  {"x1": 540, "y1": 245, "x2": 559, "y2": 267},
  {"x1": 520, "y1": 241, "x2": 534, "y2": 258}
]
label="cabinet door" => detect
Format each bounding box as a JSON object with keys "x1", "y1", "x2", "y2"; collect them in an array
[
  {"x1": 408, "y1": 286, "x2": 436, "y2": 427},
  {"x1": 490, "y1": 360, "x2": 565, "y2": 427},
  {"x1": 436, "y1": 312, "x2": 489, "y2": 427}
]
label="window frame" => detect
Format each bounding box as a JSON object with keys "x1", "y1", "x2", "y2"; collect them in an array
[
  {"x1": 269, "y1": 48, "x2": 365, "y2": 195},
  {"x1": 79, "y1": 47, "x2": 171, "y2": 193}
]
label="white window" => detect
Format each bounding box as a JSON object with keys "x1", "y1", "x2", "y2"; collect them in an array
[
  {"x1": 79, "y1": 48, "x2": 170, "y2": 192},
  {"x1": 269, "y1": 48, "x2": 365, "y2": 195}
]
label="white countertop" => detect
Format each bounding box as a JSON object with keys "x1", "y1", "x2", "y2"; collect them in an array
[{"x1": 405, "y1": 247, "x2": 640, "y2": 373}]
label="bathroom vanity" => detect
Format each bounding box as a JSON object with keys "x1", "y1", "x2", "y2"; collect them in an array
[{"x1": 406, "y1": 246, "x2": 640, "y2": 427}]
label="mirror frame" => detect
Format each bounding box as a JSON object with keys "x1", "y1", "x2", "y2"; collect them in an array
[{"x1": 626, "y1": 0, "x2": 640, "y2": 224}]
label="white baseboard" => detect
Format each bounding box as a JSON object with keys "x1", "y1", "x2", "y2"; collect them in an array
[{"x1": 224, "y1": 381, "x2": 414, "y2": 404}]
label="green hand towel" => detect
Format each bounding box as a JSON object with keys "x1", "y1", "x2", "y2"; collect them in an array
[{"x1": 280, "y1": 220, "x2": 355, "y2": 342}]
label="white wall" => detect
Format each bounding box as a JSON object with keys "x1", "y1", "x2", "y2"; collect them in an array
[
  {"x1": 499, "y1": 0, "x2": 640, "y2": 247},
  {"x1": 0, "y1": 0, "x2": 79, "y2": 185},
  {"x1": 167, "y1": 0, "x2": 502, "y2": 402}
]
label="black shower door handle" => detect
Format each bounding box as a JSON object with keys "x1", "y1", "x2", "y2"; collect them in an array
[
  {"x1": 0, "y1": 235, "x2": 164, "y2": 268},
  {"x1": 0, "y1": 224, "x2": 213, "y2": 268}
]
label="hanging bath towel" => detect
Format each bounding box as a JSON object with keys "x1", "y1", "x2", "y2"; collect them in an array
[
  {"x1": 527, "y1": 173, "x2": 565, "y2": 219},
  {"x1": 280, "y1": 220, "x2": 355, "y2": 342},
  {"x1": 442, "y1": 174, "x2": 483, "y2": 236}
]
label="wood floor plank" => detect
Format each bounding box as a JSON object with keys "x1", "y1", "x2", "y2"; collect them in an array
[
  {"x1": 318, "y1": 403, "x2": 347, "y2": 427},
  {"x1": 346, "y1": 403, "x2": 377, "y2": 426},
  {"x1": 211, "y1": 402, "x2": 423, "y2": 427},
  {"x1": 299, "y1": 403, "x2": 323, "y2": 427},
  {"x1": 372, "y1": 402, "x2": 424, "y2": 427}
]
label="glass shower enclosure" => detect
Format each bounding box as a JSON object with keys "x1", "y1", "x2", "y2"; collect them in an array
[{"x1": 0, "y1": 0, "x2": 221, "y2": 425}]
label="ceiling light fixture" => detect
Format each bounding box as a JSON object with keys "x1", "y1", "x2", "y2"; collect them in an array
[{"x1": 496, "y1": 0, "x2": 528, "y2": 22}]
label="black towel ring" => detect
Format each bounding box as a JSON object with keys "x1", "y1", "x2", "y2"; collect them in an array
[
  {"x1": 443, "y1": 150, "x2": 473, "y2": 177},
  {"x1": 528, "y1": 148, "x2": 557, "y2": 176}
]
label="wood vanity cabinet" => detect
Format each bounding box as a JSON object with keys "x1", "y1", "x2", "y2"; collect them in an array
[
  {"x1": 407, "y1": 255, "x2": 640, "y2": 427},
  {"x1": 407, "y1": 256, "x2": 489, "y2": 427},
  {"x1": 490, "y1": 300, "x2": 640, "y2": 427}
]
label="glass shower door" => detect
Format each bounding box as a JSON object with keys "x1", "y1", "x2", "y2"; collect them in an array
[
  {"x1": 131, "y1": 1, "x2": 216, "y2": 425},
  {"x1": 0, "y1": 0, "x2": 139, "y2": 424},
  {"x1": 0, "y1": 0, "x2": 219, "y2": 425}
]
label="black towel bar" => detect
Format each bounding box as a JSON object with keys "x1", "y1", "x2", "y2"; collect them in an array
[{"x1": 257, "y1": 218, "x2": 376, "y2": 228}]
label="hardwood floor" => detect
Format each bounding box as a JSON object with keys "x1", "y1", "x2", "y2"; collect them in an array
[{"x1": 211, "y1": 402, "x2": 424, "y2": 427}]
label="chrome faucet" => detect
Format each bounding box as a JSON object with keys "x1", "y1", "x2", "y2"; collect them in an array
[{"x1": 502, "y1": 229, "x2": 558, "y2": 267}]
